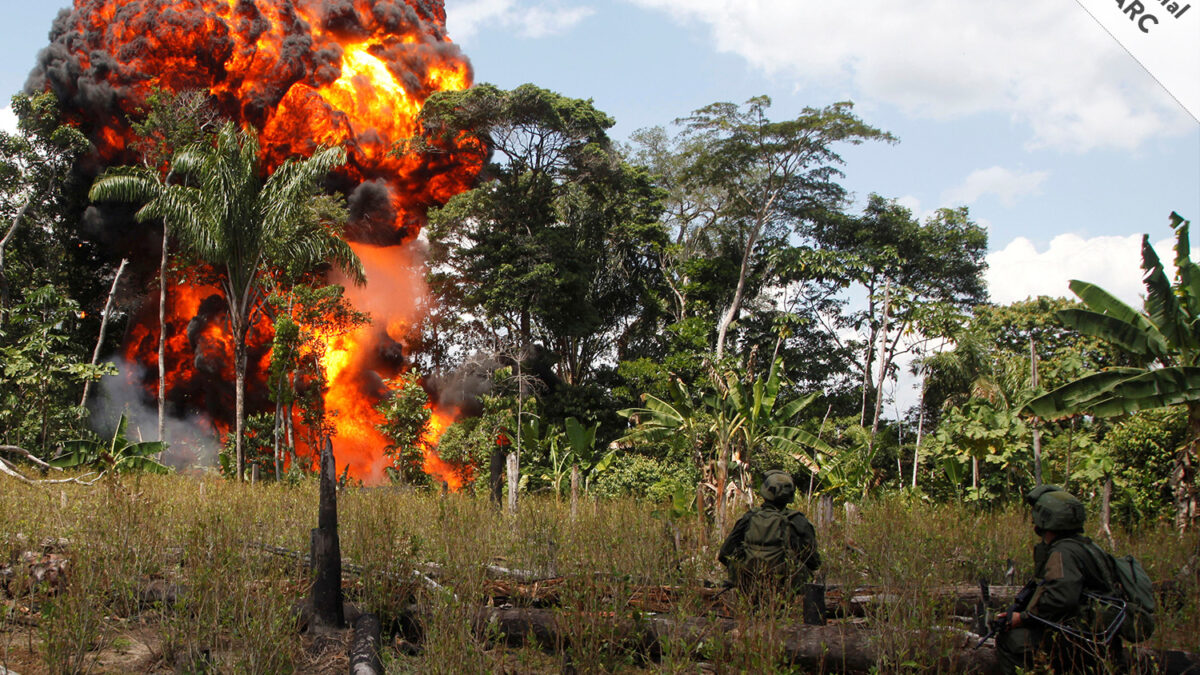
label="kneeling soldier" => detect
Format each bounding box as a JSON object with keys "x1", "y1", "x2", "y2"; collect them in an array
[
  {"x1": 997, "y1": 485, "x2": 1124, "y2": 674},
  {"x1": 718, "y1": 470, "x2": 820, "y2": 598}
]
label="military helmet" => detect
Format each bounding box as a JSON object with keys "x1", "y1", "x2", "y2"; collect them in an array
[
  {"x1": 1024, "y1": 484, "x2": 1063, "y2": 507},
  {"x1": 1030, "y1": 487, "x2": 1086, "y2": 533},
  {"x1": 759, "y1": 470, "x2": 795, "y2": 505}
]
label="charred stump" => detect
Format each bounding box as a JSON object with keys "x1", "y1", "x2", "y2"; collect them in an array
[
  {"x1": 489, "y1": 445, "x2": 505, "y2": 505},
  {"x1": 309, "y1": 439, "x2": 344, "y2": 630}
]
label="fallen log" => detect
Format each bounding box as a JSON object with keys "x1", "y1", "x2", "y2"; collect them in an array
[
  {"x1": 349, "y1": 613, "x2": 383, "y2": 675},
  {"x1": 473, "y1": 606, "x2": 1002, "y2": 673},
  {"x1": 468, "y1": 606, "x2": 1200, "y2": 674}
]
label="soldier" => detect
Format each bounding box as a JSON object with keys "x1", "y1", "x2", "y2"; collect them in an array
[
  {"x1": 718, "y1": 470, "x2": 820, "y2": 597},
  {"x1": 997, "y1": 485, "x2": 1124, "y2": 674}
]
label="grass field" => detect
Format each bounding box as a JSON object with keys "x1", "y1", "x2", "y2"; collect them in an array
[{"x1": 1, "y1": 474, "x2": 1196, "y2": 673}]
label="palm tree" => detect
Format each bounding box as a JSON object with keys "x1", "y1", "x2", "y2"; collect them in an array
[
  {"x1": 1025, "y1": 212, "x2": 1198, "y2": 529},
  {"x1": 90, "y1": 89, "x2": 216, "y2": 444},
  {"x1": 93, "y1": 123, "x2": 364, "y2": 479}
]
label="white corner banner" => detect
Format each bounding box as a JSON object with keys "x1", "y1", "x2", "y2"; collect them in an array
[{"x1": 1074, "y1": 0, "x2": 1200, "y2": 122}]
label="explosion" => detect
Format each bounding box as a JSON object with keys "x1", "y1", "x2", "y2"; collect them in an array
[{"x1": 27, "y1": 0, "x2": 480, "y2": 485}]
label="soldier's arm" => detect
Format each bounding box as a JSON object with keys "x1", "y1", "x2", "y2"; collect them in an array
[
  {"x1": 789, "y1": 514, "x2": 821, "y2": 570},
  {"x1": 718, "y1": 512, "x2": 753, "y2": 566},
  {"x1": 1025, "y1": 549, "x2": 1084, "y2": 623}
]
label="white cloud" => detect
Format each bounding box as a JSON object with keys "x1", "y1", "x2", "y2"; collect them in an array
[
  {"x1": 625, "y1": 0, "x2": 1193, "y2": 151},
  {"x1": 942, "y1": 167, "x2": 1049, "y2": 207},
  {"x1": 0, "y1": 106, "x2": 16, "y2": 134},
  {"x1": 447, "y1": 0, "x2": 593, "y2": 41},
  {"x1": 985, "y1": 233, "x2": 1192, "y2": 306}
]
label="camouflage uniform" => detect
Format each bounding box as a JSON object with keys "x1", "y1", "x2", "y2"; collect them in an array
[
  {"x1": 998, "y1": 487, "x2": 1123, "y2": 674},
  {"x1": 718, "y1": 471, "x2": 820, "y2": 593}
]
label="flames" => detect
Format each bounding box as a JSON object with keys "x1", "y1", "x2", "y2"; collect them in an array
[{"x1": 30, "y1": 0, "x2": 481, "y2": 485}]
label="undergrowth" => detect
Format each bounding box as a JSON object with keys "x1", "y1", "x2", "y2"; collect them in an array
[{"x1": 0, "y1": 475, "x2": 1195, "y2": 673}]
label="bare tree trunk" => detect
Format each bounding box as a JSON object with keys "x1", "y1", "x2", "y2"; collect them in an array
[
  {"x1": 0, "y1": 193, "x2": 38, "y2": 316},
  {"x1": 1099, "y1": 474, "x2": 1114, "y2": 548},
  {"x1": 1064, "y1": 419, "x2": 1075, "y2": 493},
  {"x1": 818, "y1": 493, "x2": 834, "y2": 530},
  {"x1": 80, "y1": 259, "x2": 129, "y2": 408},
  {"x1": 696, "y1": 482, "x2": 707, "y2": 546},
  {"x1": 273, "y1": 400, "x2": 283, "y2": 481},
  {"x1": 506, "y1": 452, "x2": 519, "y2": 515},
  {"x1": 715, "y1": 218, "x2": 763, "y2": 360},
  {"x1": 715, "y1": 444, "x2": 729, "y2": 535},
  {"x1": 286, "y1": 377, "x2": 296, "y2": 464},
  {"x1": 570, "y1": 464, "x2": 580, "y2": 520},
  {"x1": 234, "y1": 339, "x2": 247, "y2": 481},
  {"x1": 858, "y1": 282, "x2": 879, "y2": 428},
  {"x1": 158, "y1": 230, "x2": 168, "y2": 443},
  {"x1": 1030, "y1": 337, "x2": 1043, "y2": 486},
  {"x1": 913, "y1": 375, "x2": 926, "y2": 489},
  {"x1": 869, "y1": 283, "x2": 892, "y2": 450}
]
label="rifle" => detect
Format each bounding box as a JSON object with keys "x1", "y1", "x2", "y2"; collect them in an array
[{"x1": 975, "y1": 578, "x2": 1040, "y2": 649}]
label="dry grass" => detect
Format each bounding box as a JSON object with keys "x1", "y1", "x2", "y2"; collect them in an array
[{"x1": 0, "y1": 475, "x2": 1195, "y2": 673}]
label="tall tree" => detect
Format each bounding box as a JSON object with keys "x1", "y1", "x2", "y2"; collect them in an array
[
  {"x1": 0, "y1": 92, "x2": 88, "y2": 315},
  {"x1": 417, "y1": 83, "x2": 666, "y2": 385},
  {"x1": 92, "y1": 89, "x2": 218, "y2": 442},
  {"x1": 89, "y1": 123, "x2": 364, "y2": 480},
  {"x1": 1026, "y1": 212, "x2": 1200, "y2": 529},
  {"x1": 671, "y1": 97, "x2": 894, "y2": 360},
  {"x1": 811, "y1": 196, "x2": 988, "y2": 434},
  {"x1": 131, "y1": 89, "x2": 218, "y2": 442}
]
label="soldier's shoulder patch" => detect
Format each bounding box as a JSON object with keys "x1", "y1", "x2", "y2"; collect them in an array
[{"x1": 1043, "y1": 550, "x2": 1066, "y2": 581}]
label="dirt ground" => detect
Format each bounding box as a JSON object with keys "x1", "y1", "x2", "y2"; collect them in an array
[{"x1": 0, "y1": 623, "x2": 354, "y2": 674}]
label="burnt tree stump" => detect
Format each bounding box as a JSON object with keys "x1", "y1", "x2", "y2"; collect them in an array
[{"x1": 309, "y1": 439, "x2": 344, "y2": 630}]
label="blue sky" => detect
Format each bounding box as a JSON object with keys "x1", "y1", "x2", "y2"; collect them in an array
[{"x1": 2, "y1": 0, "x2": 1198, "y2": 307}]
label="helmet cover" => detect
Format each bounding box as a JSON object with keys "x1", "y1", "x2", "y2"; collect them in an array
[
  {"x1": 759, "y1": 470, "x2": 796, "y2": 505},
  {"x1": 1024, "y1": 484, "x2": 1063, "y2": 508},
  {"x1": 1031, "y1": 489, "x2": 1086, "y2": 532}
]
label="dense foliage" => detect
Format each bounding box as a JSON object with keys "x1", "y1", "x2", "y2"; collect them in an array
[{"x1": 0, "y1": 86, "x2": 1192, "y2": 530}]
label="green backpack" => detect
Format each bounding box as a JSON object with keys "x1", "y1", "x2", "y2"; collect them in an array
[
  {"x1": 742, "y1": 508, "x2": 792, "y2": 569},
  {"x1": 1107, "y1": 553, "x2": 1156, "y2": 642}
]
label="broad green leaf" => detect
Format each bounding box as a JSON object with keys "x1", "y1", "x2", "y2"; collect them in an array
[
  {"x1": 776, "y1": 391, "x2": 820, "y2": 423},
  {"x1": 1068, "y1": 280, "x2": 1159, "y2": 339},
  {"x1": 592, "y1": 449, "x2": 617, "y2": 474},
  {"x1": 1141, "y1": 235, "x2": 1194, "y2": 354},
  {"x1": 1023, "y1": 368, "x2": 1144, "y2": 417},
  {"x1": 118, "y1": 456, "x2": 170, "y2": 475},
  {"x1": 48, "y1": 440, "x2": 99, "y2": 468},
  {"x1": 1056, "y1": 308, "x2": 1161, "y2": 357}
]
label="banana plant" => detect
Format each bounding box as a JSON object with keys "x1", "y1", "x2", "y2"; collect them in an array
[
  {"x1": 620, "y1": 358, "x2": 834, "y2": 531},
  {"x1": 539, "y1": 434, "x2": 573, "y2": 500},
  {"x1": 50, "y1": 413, "x2": 169, "y2": 475},
  {"x1": 1024, "y1": 212, "x2": 1199, "y2": 529},
  {"x1": 722, "y1": 358, "x2": 830, "y2": 476},
  {"x1": 563, "y1": 416, "x2": 616, "y2": 492}
]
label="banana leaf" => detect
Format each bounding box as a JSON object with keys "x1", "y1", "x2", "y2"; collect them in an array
[
  {"x1": 1141, "y1": 235, "x2": 1195, "y2": 353},
  {"x1": 1022, "y1": 368, "x2": 1145, "y2": 417},
  {"x1": 1056, "y1": 308, "x2": 1163, "y2": 358}
]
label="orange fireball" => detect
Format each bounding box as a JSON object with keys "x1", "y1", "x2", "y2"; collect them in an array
[{"x1": 33, "y1": 0, "x2": 482, "y2": 485}]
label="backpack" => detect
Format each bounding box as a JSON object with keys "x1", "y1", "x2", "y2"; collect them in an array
[
  {"x1": 741, "y1": 507, "x2": 792, "y2": 570},
  {"x1": 1107, "y1": 552, "x2": 1156, "y2": 642}
]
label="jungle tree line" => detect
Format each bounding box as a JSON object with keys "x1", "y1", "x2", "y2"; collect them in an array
[{"x1": 0, "y1": 85, "x2": 1194, "y2": 530}]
